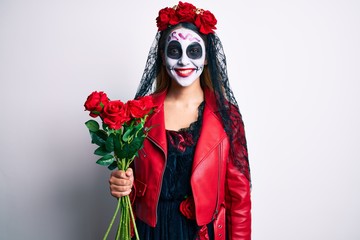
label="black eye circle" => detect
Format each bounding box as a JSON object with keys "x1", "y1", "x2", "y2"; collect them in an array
[
  {"x1": 187, "y1": 43, "x2": 203, "y2": 59},
  {"x1": 166, "y1": 41, "x2": 182, "y2": 59}
]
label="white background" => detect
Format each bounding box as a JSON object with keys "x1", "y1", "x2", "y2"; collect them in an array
[{"x1": 1, "y1": 0, "x2": 359, "y2": 239}]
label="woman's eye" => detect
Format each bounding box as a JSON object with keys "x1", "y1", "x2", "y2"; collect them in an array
[
  {"x1": 170, "y1": 49, "x2": 179, "y2": 54},
  {"x1": 187, "y1": 43, "x2": 203, "y2": 59},
  {"x1": 166, "y1": 41, "x2": 182, "y2": 59}
]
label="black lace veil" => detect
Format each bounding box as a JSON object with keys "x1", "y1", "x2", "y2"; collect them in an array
[{"x1": 135, "y1": 23, "x2": 251, "y2": 182}]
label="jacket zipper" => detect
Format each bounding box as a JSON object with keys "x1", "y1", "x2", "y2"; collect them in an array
[{"x1": 147, "y1": 135, "x2": 167, "y2": 224}]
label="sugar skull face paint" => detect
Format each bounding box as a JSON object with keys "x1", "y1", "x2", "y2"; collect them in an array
[{"x1": 165, "y1": 27, "x2": 206, "y2": 87}]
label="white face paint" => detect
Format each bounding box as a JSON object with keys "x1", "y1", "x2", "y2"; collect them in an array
[{"x1": 165, "y1": 27, "x2": 206, "y2": 87}]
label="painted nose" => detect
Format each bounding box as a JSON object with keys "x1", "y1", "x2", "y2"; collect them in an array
[{"x1": 178, "y1": 54, "x2": 190, "y2": 66}]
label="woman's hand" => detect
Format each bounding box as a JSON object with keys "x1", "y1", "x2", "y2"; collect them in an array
[{"x1": 109, "y1": 168, "x2": 134, "y2": 198}]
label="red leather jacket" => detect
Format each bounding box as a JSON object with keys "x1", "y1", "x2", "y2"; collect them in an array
[{"x1": 133, "y1": 89, "x2": 251, "y2": 240}]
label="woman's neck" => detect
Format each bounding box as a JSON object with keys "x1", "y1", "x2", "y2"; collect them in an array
[
  {"x1": 166, "y1": 79, "x2": 204, "y2": 105},
  {"x1": 164, "y1": 79, "x2": 204, "y2": 131}
]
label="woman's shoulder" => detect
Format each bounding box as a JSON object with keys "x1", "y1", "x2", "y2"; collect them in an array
[
  {"x1": 204, "y1": 88, "x2": 242, "y2": 119},
  {"x1": 145, "y1": 90, "x2": 167, "y2": 106}
]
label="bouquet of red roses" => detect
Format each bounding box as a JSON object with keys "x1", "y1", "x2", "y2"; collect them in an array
[{"x1": 84, "y1": 91, "x2": 155, "y2": 240}]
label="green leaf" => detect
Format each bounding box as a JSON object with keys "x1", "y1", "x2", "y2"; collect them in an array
[
  {"x1": 94, "y1": 145, "x2": 111, "y2": 156},
  {"x1": 114, "y1": 134, "x2": 123, "y2": 158},
  {"x1": 105, "y1": 134, "x2": 115, "y2": 152},
  {"x1": 96, "y1": 154, "x2": 114, "y2": 166},
  {"x1": 91, "y1": 130, "x2": 108, "y2": 146},
  {"x1": 85, "y1": 120, "x2": 99, "y2": 132},
  {"x1": 102, "y1": 122, "x2": 109, "y2": 131},
  {"x1": 122, "y1": 127, "x2": 134, "y2": 142},
  {"x1": 107, "y1": 161, "x2": 118, "y2": 170},
  {"x1": 134, "y1": 121, "x2": 144, "y2": 132},
  {"x1": 119, "y1": 134, "x2": 146, "y2": 159}
]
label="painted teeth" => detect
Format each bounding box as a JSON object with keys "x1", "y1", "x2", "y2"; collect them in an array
[{"x1": 178, "y1": 69, "x2": 192, "y2": 74}]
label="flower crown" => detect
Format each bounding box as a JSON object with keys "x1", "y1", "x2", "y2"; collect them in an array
[{"x1": 156, "y1": 1, "x2": 217, "y2": 35}]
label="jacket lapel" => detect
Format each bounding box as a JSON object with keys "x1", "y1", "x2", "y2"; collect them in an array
[
  {"x1": 146, "y1": 91, "x2": 167, "y2": 155},
  {"x1": 192, "y1": 89, "x2": 226, "y2": 171}
]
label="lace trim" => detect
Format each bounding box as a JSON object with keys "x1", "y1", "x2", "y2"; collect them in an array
[{"x1": 166, "y1": 102, "x2": 204, "y2": 152}]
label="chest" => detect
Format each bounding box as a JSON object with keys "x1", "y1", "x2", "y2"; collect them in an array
[{"x1": 164, "y1": 101, "x2": 202, "y2": 131}]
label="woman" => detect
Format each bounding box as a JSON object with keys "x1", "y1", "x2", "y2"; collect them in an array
[{"x1": 109, "y1": 2, "x2": 251, "y2": 239}]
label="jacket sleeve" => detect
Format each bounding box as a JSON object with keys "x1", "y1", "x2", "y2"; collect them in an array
[
  {"x1": 225, "y1": 110, "x2": 251, "y2": 240},
  {"x1": 225, "y1": 163, "x2": 251, "y2": 240}
]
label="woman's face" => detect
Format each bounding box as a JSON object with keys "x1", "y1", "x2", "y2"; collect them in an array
[{"x1": 164, "y1": 27, "x2": 206, "y2": 87}]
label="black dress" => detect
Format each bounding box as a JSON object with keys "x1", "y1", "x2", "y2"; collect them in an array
[{"x1": 136, "y1": 103, "x2": 213, "y2": 240}]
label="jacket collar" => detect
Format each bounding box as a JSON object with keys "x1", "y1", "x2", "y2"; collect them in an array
[
  {"x1": 192, "y1": 89, "x2": 226, "y2": 171},
  {"x1": 146, "y1": 90, "x2": 168, "y2": 155}
]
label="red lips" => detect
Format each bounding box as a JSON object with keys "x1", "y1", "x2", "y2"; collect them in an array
[{"x1": 175, "y1": 68, "x2": 195, "y2": 77}]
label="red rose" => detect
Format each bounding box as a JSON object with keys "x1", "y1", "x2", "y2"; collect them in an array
[
  {"x1": 101, "y1": 100, "x2": 129, "y2": 130},
  {"x1": 127, "y1": 96, "x2": 154, "y2": 119},
  {"x1": 176, "y1": 2, "x2": 196, "y2": 23},
  {"x1": 179, "y1": 196, "x2": 196, "y2": 220},
  {"x1": 156, "y1": 7, "x2": 178, "y2": 31},
  {"x1": 84, "y1": 91, "x2": 109, "y2": 118},
  {"x1": 194, "y1": 10, "x2": 217, "y2": 34}
]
